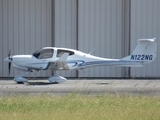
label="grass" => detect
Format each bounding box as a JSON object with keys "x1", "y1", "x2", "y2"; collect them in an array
[{"x1": 0, "y1": 94, "x2": 160, "y2": 120}]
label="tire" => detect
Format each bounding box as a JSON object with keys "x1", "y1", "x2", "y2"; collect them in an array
[{"x1": 16, "y1": 82, "x2": 24, "y2": 84}]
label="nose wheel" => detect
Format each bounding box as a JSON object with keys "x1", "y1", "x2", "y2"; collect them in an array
[
  {"x1": 14, "y1": 71, "x2": 31, "y2": 84},
  {"x1": 16, "y1": 81, "x2": 25, "y2": 84}
]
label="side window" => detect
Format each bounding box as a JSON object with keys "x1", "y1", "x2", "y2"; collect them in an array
[
  {"x1": 57, "y1": 49, "x2": 74, "y2": 57},
  {"x1": 38, "y1": 49, "x2": 53, "y2": 59},
  {"x1": 33, "y1": 49, "x2": 54, "y2": 59}
]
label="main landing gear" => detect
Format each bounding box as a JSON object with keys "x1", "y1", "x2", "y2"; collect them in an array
[{"x1": 48, "y1": 70, "x2": 67, "y2": 83}]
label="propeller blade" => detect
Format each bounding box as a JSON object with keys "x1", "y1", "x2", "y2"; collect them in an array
[
  {"x1": 8, "y1": 62, "x2": 11, "y2": 75},
  {"x1": 8, "y1": 49, "x2": 12, "y2": 75},
  {"x1": 8, "y1": 49, "x2": 13, "y2": 61},
  {"x1": 8, "y1": 49, "x2": 11, "y2": 57}
]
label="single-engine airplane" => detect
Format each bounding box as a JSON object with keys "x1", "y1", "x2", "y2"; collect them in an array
[{"x1": 4, "y1": 38, "x2": 157, "y2": 84}]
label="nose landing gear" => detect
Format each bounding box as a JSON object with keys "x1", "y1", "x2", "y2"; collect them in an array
[{"x1": 14, "y1": 71, "x2": 31, "y2": 84}]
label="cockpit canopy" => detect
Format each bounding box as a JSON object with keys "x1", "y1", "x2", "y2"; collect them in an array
[
  {"x1": 32, "y1": 48, "x2": 75, "y2": 59},
  {"x1": 33, "y1": 48, "x2": 54, "y2": 59}
]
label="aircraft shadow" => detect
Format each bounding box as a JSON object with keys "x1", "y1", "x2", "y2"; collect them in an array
[
  {"x1": 24, "y1": 82, "x2": 58, "y2": 86},
  {"x1": 95, "y1": 82, "x2": 109, "y2": 85}
]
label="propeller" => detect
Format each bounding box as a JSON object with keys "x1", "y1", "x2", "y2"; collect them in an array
[{"x1": 8, "y1": 50, "x2": 13, "y2": 74}]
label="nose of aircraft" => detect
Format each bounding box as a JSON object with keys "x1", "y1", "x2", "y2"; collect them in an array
[{"x1": 4, "y1": 57, "x2": 12, "y2": 62}]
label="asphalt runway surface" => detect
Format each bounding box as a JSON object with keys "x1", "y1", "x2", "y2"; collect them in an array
[{"x1": 0, "y1": 78, "x2": 160, "y2": 96}]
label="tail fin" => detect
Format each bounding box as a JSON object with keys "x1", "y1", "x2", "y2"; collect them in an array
[{"x1": 122, "y1": 38, "x2": 157, "y2": 64}]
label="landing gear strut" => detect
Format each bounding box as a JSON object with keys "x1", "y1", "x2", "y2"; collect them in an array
[{"x1": 14, "y1": 71, "x2": 31, "y2": 84}]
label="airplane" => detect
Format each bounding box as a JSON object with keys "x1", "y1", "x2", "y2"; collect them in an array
[{"x1": 4, "y1": 38, "x2": 157, "y2": 84}]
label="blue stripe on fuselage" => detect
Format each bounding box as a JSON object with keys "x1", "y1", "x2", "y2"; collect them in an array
[{"x1": 67, "y1": 60, "x2": 142, "y2": 68}]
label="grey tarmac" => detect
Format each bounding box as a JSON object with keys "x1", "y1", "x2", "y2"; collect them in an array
[{"x1": 0, "y1": 78, "x2": 160, "y2": 96}]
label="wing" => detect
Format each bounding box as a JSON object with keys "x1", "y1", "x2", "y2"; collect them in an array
[
  {"x1": 56, "y1": 53, "x2": 69, "y2": 70},
  {"x1": 46, "y1": 53, "x2": 69, "y2": 70}
]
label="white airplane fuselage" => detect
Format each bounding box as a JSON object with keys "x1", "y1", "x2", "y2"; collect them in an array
[{"x1": 7, "y1": 48, "x2": 142, "y2": 72}]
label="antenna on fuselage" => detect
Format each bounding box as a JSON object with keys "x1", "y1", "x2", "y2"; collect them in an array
[{"x1": 89, "y1": 47, "x2": 97, "y2": 55}]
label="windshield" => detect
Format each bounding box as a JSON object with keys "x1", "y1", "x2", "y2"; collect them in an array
[{"x1": 33, "y1": 49, "x2": 54, "y2": 59}]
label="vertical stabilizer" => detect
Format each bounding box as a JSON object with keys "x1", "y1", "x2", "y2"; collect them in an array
[{"x1": 122, "y1": 38, "x2": 157, "y2": 64}]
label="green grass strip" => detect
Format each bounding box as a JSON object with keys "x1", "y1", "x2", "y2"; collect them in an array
[{"x1": 0, "y1": 94, "x2": 159, "y2": 120}]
